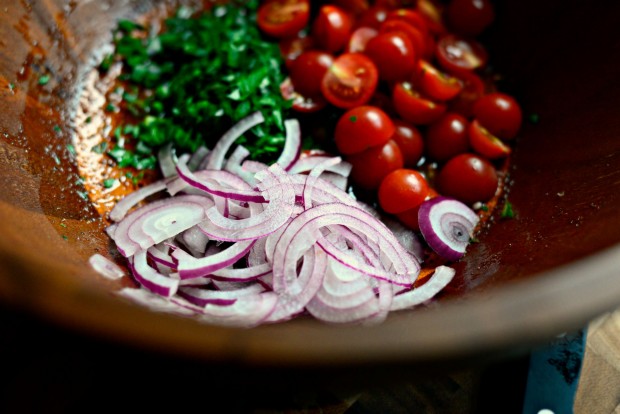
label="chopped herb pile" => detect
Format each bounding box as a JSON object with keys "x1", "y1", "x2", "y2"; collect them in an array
[{"x1": 106, "y1": 0, "x2": 291, "y2": 169}]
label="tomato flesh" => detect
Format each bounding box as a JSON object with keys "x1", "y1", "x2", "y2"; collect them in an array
[
  {"x1": 346, "y1": 27, "x2": 378, "y2": 53},
  {"x1": 257, "y1": 0, "x2": 310, "y2": 39},
  {"x1": 280, "y1": 77, "x2": 328, "y2": 113},
  {"x1": 468, "y1": 119, "x2": 511, "y2": 159},
  {"x1": 436, "y1": 34, "x2": 488, "y2": 74},
  {"x1": 392, "y1": 82, "x2": 446, "y2": 125},
  {"x1": 321, "y1": 53, "x2": 379, "y2": 109},
  {"x1": 415, "y1": 60, "x2": 464, "y2": 102}
]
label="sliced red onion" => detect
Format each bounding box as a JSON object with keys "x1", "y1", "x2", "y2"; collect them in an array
[
  {"x1": 187, "y1": 145, "x2": 210, "y2": 171},
  {"x1": 179, "y1": 226, "x2": 209, "y2": 255},
  {"x1": 178, "y1": 283, "x2": 264, "y2": 306},
  {"x1": 88, "y1": 253, "x2": 125, "y2": 280},
  {"x1": 240, "y1": 160, "x2": 268, "y2": 173},
  {"x1": 119, "y1": 288, "x2": 197, "y2": 316},
  {"x1": 303, "y1": 157, "x2": 344, "y2": 210},
  {"x1": 111, "y1": 195, "x2": 213, "y2": 257},
  {"x1": 172, "y1": 239, "x2": 255, "y2": 280},
  {"x1": 109, "y1": 179, "x2": 169, "y2": 222},
  {"x1": 391, "y1": 265, "x2": 455, "y2": 311},
  {"x1": 418, "y1": 197, "x2": 479, "y2": 261},
  {"x1": 206, "y1": 111, "x2": 265, "y2": 171},
  {"x1": 224, "y1": 145, "x2": 256, "y2": 185},
  {"x1": 176, "y1": 157, "x2": 265, "y2": 203},
  {"x1": 289, "y1": 155, "x2": 352, "y2": 177},
  {"x1": 276, "y1": 118, "x2": 301, "y2": 171},
  {"x1": 196, "y1": 291, "x2": 278, "y2": 327},
  {"x1": 147, "y1": 245, "x2": 177, "y2": 271},
  {"x1": 130, "y1": 250, "x2": 179, "y2": 297},
  {"x1": 158, "y1": 143, "x2": 177, "y2": 178}
]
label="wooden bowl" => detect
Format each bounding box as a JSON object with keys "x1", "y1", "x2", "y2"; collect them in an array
[{"x1": 1, "y1": 0, "x2": 619, "y2": 381}]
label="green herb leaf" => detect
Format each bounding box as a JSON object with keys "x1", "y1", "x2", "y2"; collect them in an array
[
  {"x1": 103, "y1": 178, "x2": 117, "y2": 188},
  {"x1": 501, "y1": 200, "x2": 515, "y2": 219},
  {"x1": 38, "y1": 75, "x2": 50, "y2": 86}
]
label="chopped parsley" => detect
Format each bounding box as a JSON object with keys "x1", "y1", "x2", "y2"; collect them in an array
[
  {"x1": 91, "y1": 142, "x2": 108, "y2": 154},
  {"x1": 349, "y1": 115, "x2": 357, "y2": 122},
  {"x1": 38, "y1": 75, "x2": 50, "y2": 85},
  {"x1": 103, "y1": 178, "x2": 117, "y2": 188},
  {"x1": 501, "y1": 200, "x2": 515, "y2": 219},
  {"x1": 529, "y1": 113, "x2": 540, "y2": 124},
  {"x1": 109, "y1": 0, "x2": 291, "y2": 168},
  {"x1": 8, "y1": 82, "x2": 15, "y2": 91}
]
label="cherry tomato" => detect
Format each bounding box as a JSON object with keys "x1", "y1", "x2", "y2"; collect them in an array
[
  {"x1": 436, "y1": 34, "x2": 488, "y2": 74},
  {"x1": 425, "y1": 112, "x2": 470, "y2": 161},
  {"x1": 395, "y1": 187, "x2": 438, "y2": 230},
  {"x1": 449, "y1": 71, "x2": 485, "y2": 117},
  {"x1": 312, "y1": 5, "x2": 354, "y2": 53},
  {"x1": 257, "y1": 0, "x2": 310, "y2": 39},
  {"x1": 469, "y1": 119, "x2": 511, "y2": 159},
  {"x1": 364, "y1": 32, "x2": 416, "y2": 82},
  {"x1": 355, "y1": 6, "x2": 389, "y2": 29},
  {"x1": 385, "y1": 9, "x2": 429, "y2": 35},
  {"x1": 347, "y1": 140, "x2": 404, "y2": 190},
  {"x1": 380, "y1": 19, "x2": 427, "y2": 58},
  {"x1": 321, "y1": 53, "x2": 379, "y2": 109},
  {"x1": 437, "y1": 153, "x2": 498, "y2": 204},
  {"x1": 280, "y1": 77, "x2": 328, "y2": 113},
  {"x1": 333, "y1": 0, "x2": 370, "y2": 15},
  {"x1": 417, "y1": 0, "x2": 447, "y2": 34},
  {"x1": 375, "y1": 0, "x2": 417, "y2": 9},
  {"x1": 391, "y1": 120, "x2": 424, "y2": 167},
  {"x1": 334, "y1": 106, "x2": 395, "y2": 154},
  {"x1": 279, "y1": 35, "x2": 315, "y2": 70},
  {"x1": 392, "y1": 82, "x2": 446, "y2": 125},
  {"x1": 446, "y1": 0, "x2": 495, "y2": 37},
  {"x1": 346, "y1": 27, "x2": 378, "y2": 53},
  {"x1": 415, "y1": 60, "x2": 464, "y2": 102},
  {"x1": 378, "y1": 169, "x2": 429, "y2": 214},
  {"x1": 473, "y1": 92, "x2": 522, "y2": 140},
  {"x1": 290, "y1": 51, "x2": 334, "y2": 98}
]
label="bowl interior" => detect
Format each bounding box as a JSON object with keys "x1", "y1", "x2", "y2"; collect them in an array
[{"x1": 1, "y1": 0, "x2": 620, "y2": 367}]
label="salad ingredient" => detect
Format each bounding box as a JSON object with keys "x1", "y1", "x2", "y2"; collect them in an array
[
  {"x1": 109, "y1": 114, "x2": 456, "y2": 326},
  {"x1": 334, "y1": 106, "x2": 395, "y2": 154},
  {"x1": 418, "y1": 197, "x2": 479, "y2": 261},
  {"x1": 290, "y1": 51, "x2": 334, "y2": 98},
  {"x1": 110, "y1": 1, "x2": 291, "y2": 165},
  {"x1": 473, "y1": 92, "x2": 523, "y2": 140},
  {"x1": 392, "y1": 82, "x2": 447, "y2": 125},
  {"x1": 425, "y1": 112, "x2": 470, "y2": 161},
  {"x1": 437, "y1": 153, "x2": 498, "y2": 204},
  {"x1": 468, "y1": 119, "x2": 511, "y2": 159},
  {"x1": 346, "y1": 27, "x2": 378, "y2": 53},
  {"x1": 415, "y1": 60, "x2": 464, "y2": 102},
  {"x1": 312, "y1": 5, "x2": 355, "y2": 52},
  {"x1": 347, "y1": 139, "x2": 404, "y2": 189},
  {"x1": 436, "y1": 34, "x2": 488, "y2": 74},
  {"x1": 379, "y1": 19, "x2": 427, "y2": 58},
  {"x1": 321, "y1": 53, "x2": 379, "y2": 108},
  {"x1": 378, "y1": 169, "x2": 429, "y2": 214},
  {"x1": 390, "y1": 120, "x2": 424, "y2": 167},
  {"x1": 445, "y1": 0, "x2": 494, "y2": 36},
  {"x1": 257, "y1": 0, "x2": 311, "y2": 38},
  {"x1": 364, "y1": 31, "x2": 417, "y2": 82}
]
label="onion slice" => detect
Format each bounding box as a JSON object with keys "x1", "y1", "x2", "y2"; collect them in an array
[
  {"x1": 391, "y1": 266, "x2": 456, "y2": 311},
  {"x1": 418, "y1": 197, "x2": 479, "y2": 261}
]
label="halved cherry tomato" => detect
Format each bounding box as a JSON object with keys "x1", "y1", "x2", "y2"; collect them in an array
[
  {"x1": 425, "y1": 112, "x2": 470, "y2": 161},
  {"x1": 333, "y1": 0, "x2": 370, "y2": 15},
  {"x1": 280, "y1": 77, "x2": 328, "y2": 113},
  {"x1": 355, "y1": 6, "x2": 389, "y2": 29},
  {"x1": 392, "y1": 82, "x2": 446, "y2": 125},
  {"x1": 321, "y1": 53, "x2": 379, "y2": 109},
  {"x1": 346, "y1": 27, "x2": 378, "y2": 53},
  {"x1": 436, "y1": 34, "x2": 488, "y2": 74},
  {"x1": 312, "y1": 5, "x2": 354, "y2": 53},
  {"x1": 364, "y1": 32, "x2": 416, "y2": 82},
  {"x1": 347, "y1": 140, "x2": 404, "y2": 190},
  {"x1": 417, "y1": 0, "x2": 446, "y2": 34},
  {"x1": 385, "y1": 9, "x2": 429, "y2": 35},
  {"x1": 391, "y1": 120, "x2": 424, "y2": 167},
  {"x1": 437, "y1": 153, "x2": 498, "y2": 204},
  {"x1": 257, "y1": 0, "x2": 310, "y2": 39},
  {"x1": 334, "y1": 106, "x2": 395, "y2": 154},
  {"x1": 446, "y1": 0, "x2": 495, "y2": 37},
  {"x1": 290, "y1": 51, "x2": 334, "y2": 98},
  {"x1": 473, "y1": 92, "x2": 522, "y2": 140},
  {"x1": 469, "y1": 119, "x2": 511, "y2": 159},
  {"x1": 380, "y1": 19, "x2": 427, "y2": 58},
  {"x1": 415, "y1": 60, "x2": 464, "y2": 101},
  {"x1": 395, "y1": 187, "x2": 438, "y2": 230},
  {"x1": 279, "y1": 35, "x2": 315, "y2": 70},
  {"x1": 449, "y1": 70, "x2": 485, "y2": 117},
  {"x1": 378, "y1": 168, "x2": 429, "y2": 214}
]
